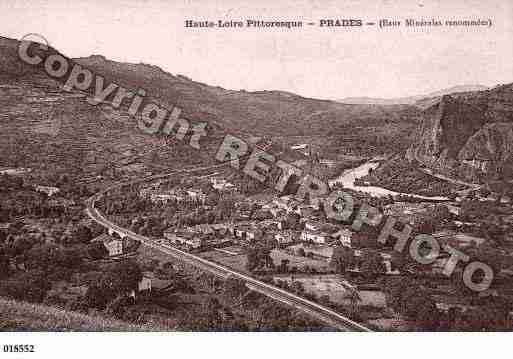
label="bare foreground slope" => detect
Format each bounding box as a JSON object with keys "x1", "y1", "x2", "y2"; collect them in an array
[{"x1": 0, "y1": 298, "x2": 154, "y2": 331}]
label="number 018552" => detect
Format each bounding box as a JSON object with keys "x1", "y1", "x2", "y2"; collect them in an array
[{"x1": 3, "y1": 345, "x2": 35, "y2": 353}]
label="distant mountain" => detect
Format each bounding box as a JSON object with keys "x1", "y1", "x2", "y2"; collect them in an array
[{"x1": 337, "y1": 85, "x2": 489, "y2": 106}]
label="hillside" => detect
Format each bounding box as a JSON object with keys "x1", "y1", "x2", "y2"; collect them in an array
[
  {"x1": 406, "y1": 83, "x2": 513, "y2": 182},
  {"x1": 0, "y1": 36, "x2": 225, "y2": 183},
  {"x1": 0, "y1": 297, "x2": 159, "y2": 331},
  {"x1": 75, "y1": 54, "x2": 419, "y2": 138}
]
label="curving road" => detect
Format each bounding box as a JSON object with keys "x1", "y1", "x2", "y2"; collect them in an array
[{"x1": 85, "y1": 163, "x2": 372, "y2": 332}]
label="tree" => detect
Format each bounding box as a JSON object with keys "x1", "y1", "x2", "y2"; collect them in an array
[
  {"x1": 283, "y1": 213, "x2": 300, "y2": 230},
  {"x1": 222, "y1": 276, "x2": 248, "y2": 303},
  {"x1": 0, "y1": 245, "x2": 10, "y2": 279},
  {"x1": 24, "y1": 243, "x2": 61, "y2": 271},
  {"x1": 348, "y1": 290, "x2": 361, "y2": 317},
  {"x1": 245, "y1": 245, "x2": 274, "y2": 272},
  {"x1": 87, "y1": 241, "x2": 108, "y2": 260},
  {"x1": 378, "y1": 276, "x2": 439, "y2": 328},
  {"x1": 296, "y1": 247, "x2": 306, "y2": 257},
  {"x1": 399, "y1": 287, "x2": 439, "y2": 330},
  {"x1": 290, "y1": 281, "x2": 305, "y2": 295},
  {"x1": 257, "y1": 299, "x2": 294, "y2": 331},
  {"x1": 330, "y1": 246, "x2": 355, "y2": 273},
  {"x1": 72, "y1": 225, "x2": 93, "y2": 244},
  {"x1": 87, "y1": 260, "x2": 143, "y2": 309},
  {"x1": 201, "y1": 296, "x2": 223, "y2": 329},
  {"x1": 432, "y1": 204, "x2": 452, "y2": 223},
  {"x1": 390, "y1": 251, "x2": 408, "y2": 273},
  {"x1": 0, "y1": 270, "x2": 51, "y2": 303},
  {"x1": 454, "y1": 302, "x2": 511, "y2": 331},
  {"x1": 246, "y1": 247, "x2": 260, "y2": 272},
  {"x1": 109, "y1": 260, "x2": 143, "y2": 293},
  {"x1": 359, "y1": 249, "x2": 386, "y2": 280},
  {"x1": 7, "y1": 235, "x2": 34, "y2": 257}
]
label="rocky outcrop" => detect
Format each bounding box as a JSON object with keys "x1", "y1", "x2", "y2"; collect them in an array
[{"x1": 407, "y1": 84, "x2": 513, "y2": 182}]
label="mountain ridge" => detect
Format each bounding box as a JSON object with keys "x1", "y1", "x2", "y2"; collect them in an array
[{"x1": 337, "y1": 85, "x2": 490, "y2": 106}]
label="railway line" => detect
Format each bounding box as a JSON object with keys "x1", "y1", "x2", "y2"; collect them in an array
[{"x1": 85, "y1": 161, "x2": 372, "y2": 332}]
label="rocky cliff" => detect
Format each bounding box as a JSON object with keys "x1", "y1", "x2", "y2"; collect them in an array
[{"x1": 407, "y1": 83, "x2": 513, "y2": 182}]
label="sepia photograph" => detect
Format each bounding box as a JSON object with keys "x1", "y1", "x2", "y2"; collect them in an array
[{"x1": 0, "y1": 0, "x2": 512, "y2": 356}]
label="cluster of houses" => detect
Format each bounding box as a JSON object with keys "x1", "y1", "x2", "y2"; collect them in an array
[
  {"x1": 141, "y1": 187, "x2": 206, "y2": 205},
  {"x1": 138, "y1": 174, "x2": 358, "y2": 255},
  {"x1": 163, "y1": 223, "x2": 232, "y2": 250},
  {"x1": 155, "y1": 191, "x2": 356, "y2": 252},
  {"x1": 265, "y1": 195, "x2": 353, "y2": 246},
  {"x1": 139, "y1": 176, "x2": 237, "y2": 205}
]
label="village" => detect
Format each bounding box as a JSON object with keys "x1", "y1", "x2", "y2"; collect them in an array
[
  {"x1": 90, "y1": 161, "x2": 513, "y2": 330},
  {"x1": 3, "y1": 125, "x2": 513, "y2": 331}
]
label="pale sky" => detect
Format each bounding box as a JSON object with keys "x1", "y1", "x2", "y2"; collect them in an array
[{"x1": 1, "y1": 0, "x2": 512, "y2": 99}]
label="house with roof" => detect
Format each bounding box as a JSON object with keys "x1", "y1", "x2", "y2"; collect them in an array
[
  {"x1": 188, "y1": 223, "x2": 215, "y2": 236},
  {"x1": 274, "y1": 231, "x2": 297, "y2": 246},
  {"x1": 269, "y1": 206, "x2": 286, "y2": 218},
  {"x1": 231, "y1": 223, "x2": 260, "y2": 242},
  {"x1": 300, "y1": 229, "x2": 332, "y2": 244},
  {"x1": 92, "y1": 233, "x2": 125, "y2": 257},
  {"x1": 210, "y1": 223, "x2": 233, "y2": 238},
  {"x1": 332, "y1": 228, "x2": 353, "y2": 247},
  {"x1": 257, "y1": 220, "x2": 283, "y2": 232},
  {"x1": 35, "y1": 185, "x2": 60, "y2": 197},
  {"x1": 0, "y1": 223, "x2": 11, "y2": 233},
  {"x1": 151, "y1": 193, "x2": 173, "y2": 204},
  {"x1": 128, "y1": 271, "x2": 174, "y2": 300},
  {"x1": 290, "y1": 144, "x2": 309, "y2": 156},
  {"x1": 186, "y1": 188, "x2": 206, "y2": 203},
  {"x1": 164, "y1": 230, "x2": 204, "y2": 250},
  {"x1": 304, "y1": 220, "x2": 338, "y2": 233},
  {"x1": 272, "y1": 196, "x2": 303, "y2": 215},
  {"x1": 296, "y1": 204, "x2": 317, "y2": 218},
  {"x1": 149, "y1": 189, "x2": 186, "y2": 204},
  {"x1": 211, "y1": 177, "x2": 235, "y2": 192}
]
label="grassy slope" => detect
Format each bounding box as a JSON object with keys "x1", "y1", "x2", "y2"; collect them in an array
[{"x1": 0, "y1": 297, "x2": 163, "y2": 331}]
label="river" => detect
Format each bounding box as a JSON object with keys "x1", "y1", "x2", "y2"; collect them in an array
[{"x1": 328, "y1": 161, "x2": 449, "y2": 201}]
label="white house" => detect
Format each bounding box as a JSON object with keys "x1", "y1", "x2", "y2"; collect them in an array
[
  {"x1": 275, "y1": 232, "x2": 295, "y2": 245},
  {"x1": 150, "y1": 193, "x2": 174, "y2": 204},
  {"x1": 164, "y1": 231, "x2": 203, "y2": 250},
  {"x1": 333, "y1": 228, "x2": 352, "y2": 247},
  {"x1": 138, "y1": 276, "x2": 152, "y2": 292},
  {"x1": 211, "y1": 177, "x2": 235, "y2": 191},
  {"x1": 186, "y1": 189, "x2": 206, "y2": 203},
  {"x1": 300, "y1": 230, "x2": 330, "y2": 244},
  {"x1": 92, "y1": 234, "x2": 124, "y2": 257},
  {"x1": 35, "y1": 185, "x2": 60, "y2": 197}
]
